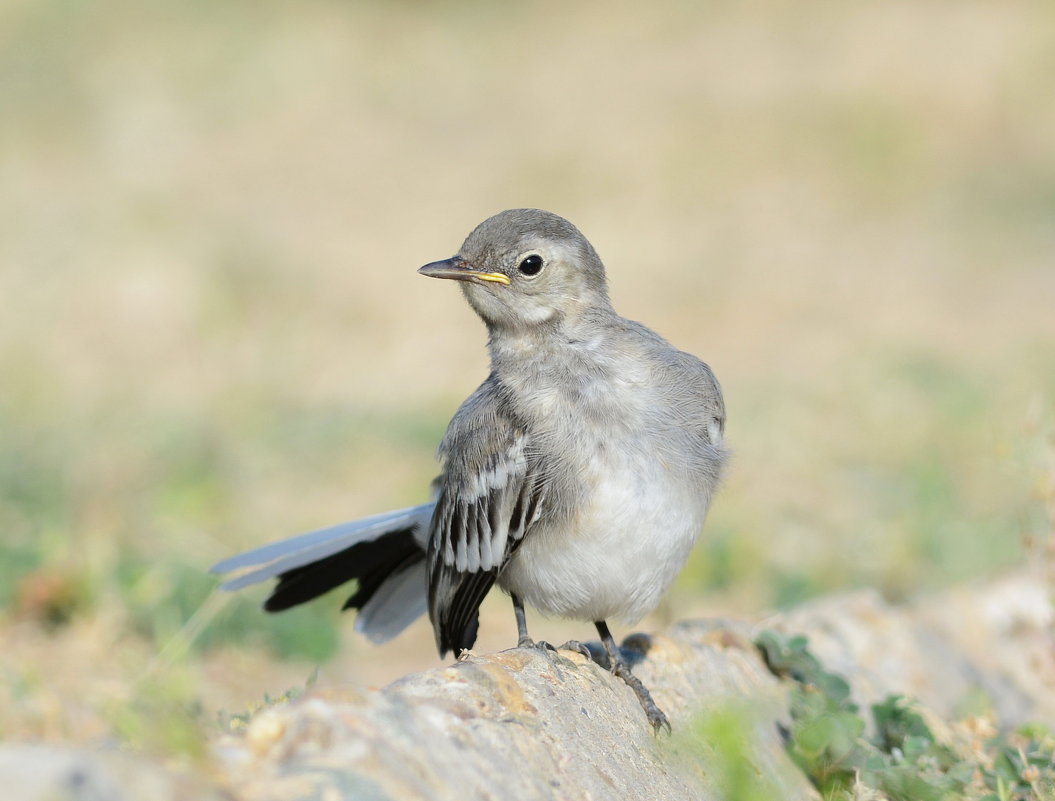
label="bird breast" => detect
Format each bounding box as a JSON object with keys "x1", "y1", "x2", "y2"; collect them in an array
[{"x1": 498, "y1": 365, "x2": 714, "y2": 623}]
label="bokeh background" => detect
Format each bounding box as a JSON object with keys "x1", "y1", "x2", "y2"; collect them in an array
[{"x1": 2, "y1": 0, "x2": 1053, "y2": 759}]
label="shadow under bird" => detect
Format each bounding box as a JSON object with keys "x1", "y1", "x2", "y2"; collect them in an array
[{"x1": 211, "y1": 208, "x2": 727, "y2": 732}]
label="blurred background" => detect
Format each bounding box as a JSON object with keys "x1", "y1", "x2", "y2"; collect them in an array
[{"x1": 2, "y1": 0, "x2": 1053, "y2": 760}]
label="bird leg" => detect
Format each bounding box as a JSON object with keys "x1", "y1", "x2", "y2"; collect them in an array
[
  {"x1": 510, "y1": 595, "x2": 591, "y2": 658},
  {"x1": 512, "y1": 593, "x2": 542, "y2": 649},
  {"x1": 595, "y1": 620, "x2": 671, "y2": 734}
]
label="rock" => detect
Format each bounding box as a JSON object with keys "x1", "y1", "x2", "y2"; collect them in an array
[
  {"x1": 0, "y1": 744, "x2": 222, "y2": 801},
  {"x1": 213, "y1": 633, "x2": 815, "y2": 801},
  {"x1": 4, "y1": 572, "x2": 1051, "y2": 800},
  {"x1": 771, "y1": 571, "x2": 1054, "y2": 725},
  {"x1": 208, "y1": 572, "x2": 1053, "y2": 801}
]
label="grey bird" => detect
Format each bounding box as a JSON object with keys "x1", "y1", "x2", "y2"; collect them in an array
[{"x1": 211, "y1": 209, "x2": 727, "y2": 732}]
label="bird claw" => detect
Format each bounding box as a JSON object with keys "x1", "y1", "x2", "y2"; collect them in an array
[
  {"x1": 647, "y1": 706, "x2": 673, "y2": 735},
  {"x1": 612, "y1": 660, "x2": 671, "y2": 735},
  {"x1": 555, "y1": 639, "x2": 593, "y2": 660},
  {"x1": 517, "y1": 636, "x2": 557, "y2": 653},
  {"x1": 519, "y1": 638, "x2": 592, "y2": 662}
]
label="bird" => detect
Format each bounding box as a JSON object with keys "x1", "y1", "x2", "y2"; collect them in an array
[{"x1": 211, "y1": 209, "x2": 727, "y2": 732}]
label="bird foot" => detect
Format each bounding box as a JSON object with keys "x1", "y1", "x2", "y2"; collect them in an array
[
  {"x1": 517, "y1": 637, "x2": 591, "y2": 660},
  {"x1": 612, "y1": 660, "x2": 671, "y2": 735},
  {"x1": 517, "y1": 636, "x2": 557, "y2": 652},
  {"x1": 554, "y1": 639, "x2": 593, "y2": 660}
]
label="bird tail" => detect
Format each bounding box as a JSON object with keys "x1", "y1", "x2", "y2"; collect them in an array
[{"x1": 210, "y1": 503, "x2": 434, "y2": 644}]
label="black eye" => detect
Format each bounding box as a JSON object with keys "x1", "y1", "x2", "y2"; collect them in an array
[{"x1": 517, "y1": 254, "x2": 544, "y2": 277}]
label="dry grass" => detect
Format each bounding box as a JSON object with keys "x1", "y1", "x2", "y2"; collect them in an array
[{"x1": 1, "y1": 0, "x2": 1053, "y2": 756}]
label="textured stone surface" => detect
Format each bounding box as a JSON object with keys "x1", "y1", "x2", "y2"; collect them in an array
[
  {"x1": 213, "y1": 630, "x2": 814, "y2": 801},
  {"x1": 3, "y1": 572, "x2": 1051, "y2": 801},
  {"x1": 0, "y1": 744, "x2": 222, "y2": 801},
  {"x1": 771, "y1": 571, "x2": 1054, "y2": 726},
  {"x1": 207, "y1": 571, "x2": 1052, "y2": 801}
]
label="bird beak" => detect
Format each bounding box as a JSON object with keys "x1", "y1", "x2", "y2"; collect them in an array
[{"x1": 417, "y1": 257, "x2": 511, "y2": 286}]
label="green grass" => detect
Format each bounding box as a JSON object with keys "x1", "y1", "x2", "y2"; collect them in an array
[{"x1": 755, "y1": 630, "x2": 1055, "y2": 801}]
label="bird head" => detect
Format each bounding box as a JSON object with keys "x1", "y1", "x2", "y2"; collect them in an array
[{"x1": 418, "y1": 209, "x2": 611, "y2": 332}]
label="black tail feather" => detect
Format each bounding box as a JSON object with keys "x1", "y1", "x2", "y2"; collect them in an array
[{"x1": 264, "y1": 528, "x2": 423, "y2": 613}]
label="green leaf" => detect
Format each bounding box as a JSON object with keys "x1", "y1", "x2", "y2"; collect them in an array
[{"x1": 871, "y1": 695, "x2": 934, "y2": 753}]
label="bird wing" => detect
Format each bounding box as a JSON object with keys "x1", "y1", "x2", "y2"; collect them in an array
[{"x1": 426, "y1": 383, "x2": 543, "y2": 656}]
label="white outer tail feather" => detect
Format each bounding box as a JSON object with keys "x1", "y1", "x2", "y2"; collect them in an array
[{"x1": 355, "y1": 561, "x2": 429, "y2": 643}]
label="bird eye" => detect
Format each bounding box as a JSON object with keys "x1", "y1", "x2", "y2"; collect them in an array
[{"x1": 517, "y1": 254, "x2": 544, "y2": 277}]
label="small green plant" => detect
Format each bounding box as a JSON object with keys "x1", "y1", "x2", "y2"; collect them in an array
[
  {"x1": 217, "y1": 680, "x2": 310, "y2": 734},
  {"x1": 755, "y1": 630, "x2": 1055, "y2": 801},
  {"x1": 686, "y1": 704, "x2": 782, "y2": 801}
]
